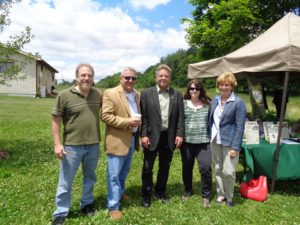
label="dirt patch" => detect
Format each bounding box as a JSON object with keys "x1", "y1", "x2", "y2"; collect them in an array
[{"x1": 0, "y1": 150, "x2": 9, "y2": 160}]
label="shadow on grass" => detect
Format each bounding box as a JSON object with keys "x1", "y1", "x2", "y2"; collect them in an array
[
  {"x1": 61, "y1": 173, "x2": 299, "y2": 220},
  {"x1": 267, "y1": 179, "x2": 300, "y2": 196},
  {"x1": 97, "y1": 181, "x2": 240, "y2": 209},
  {"x1": 91, "y1": 182, "x2": 250, "y2": 209},
  {"x1": 94, "y1": 194, "x2": 107, "y2": 210},
  {"x1": 65, "y1": 194, "x2": 107, "y2": 219},
  {"x1": 237, "y1": 158, "x2": 300, "y2": 197}
]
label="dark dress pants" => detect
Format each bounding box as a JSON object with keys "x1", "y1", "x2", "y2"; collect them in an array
[
  {"x1": 180, "y1": 142, "x2": 212, "y2": 198},
  {"x1": 141, "y1": 132, "x2": 173, "y2": 197}
]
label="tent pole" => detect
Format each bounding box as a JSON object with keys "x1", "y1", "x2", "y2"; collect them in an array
[{"x1": 271, "y1": 71, "x2": 289, "y2": 193}]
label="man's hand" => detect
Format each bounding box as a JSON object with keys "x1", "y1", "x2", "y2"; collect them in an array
[
  {"x1": 175, "y1": 136, "x2": 183, "y2": 148},
  {"x1": 128, "y1": 117, "x2": 141, "y2": 128},
  {"x1": 141, "y1": 137, "x2": 151, "y2": 149},
  {"x1": 54, "y1": 144, "x2": 66, "y2": 160}
]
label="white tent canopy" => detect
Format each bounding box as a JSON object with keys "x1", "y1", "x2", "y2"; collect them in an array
[{"x1": 188, "y1": 13, "x2": 300, "y2": 79}]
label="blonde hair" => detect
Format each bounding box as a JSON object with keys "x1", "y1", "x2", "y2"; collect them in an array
[{"x1": 216, "y1": 71, "x2": 237, "y2": 88}]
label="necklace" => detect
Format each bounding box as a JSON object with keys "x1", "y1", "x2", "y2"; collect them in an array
[
  {"x1": 220, "y1": 98, "x2": 228, "y2": 106},
  {"x1": 220, "y1": 100, "x2": 226, "y2": 110}
]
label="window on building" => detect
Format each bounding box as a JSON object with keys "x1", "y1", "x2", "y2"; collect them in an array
[{"x1": 0, "y1": 62, "x2": 14, "y2": 73}]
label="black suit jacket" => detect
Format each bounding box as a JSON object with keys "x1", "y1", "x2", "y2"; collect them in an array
[{"x1": 140, "y1": 86, "x2": 184, "y2": 151}]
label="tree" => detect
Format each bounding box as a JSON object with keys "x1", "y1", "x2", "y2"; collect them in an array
[
  {"x1": 95, "y1": 73, "x2": 121, "y2": 89},
  {"x1": 95, "y1": 48, "x2": 204, "y2": 89},
  {"x1": 183, "y1": 0, "x2": 300, "y2": 59},
  {"x1": 0, "y1": 0, "x2": 33, "y2": 86}
]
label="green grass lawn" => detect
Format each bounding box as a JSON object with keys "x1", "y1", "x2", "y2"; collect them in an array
[{"x1": 0, "y1": 94, "x2": 300, "y2": 225}]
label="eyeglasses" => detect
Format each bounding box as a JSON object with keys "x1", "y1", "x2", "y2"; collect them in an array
[
  {"x1": 189, "y1": 87, "x2": 200, "y2": 91},
  {"x1": 124, "y1": 76, "x2": 137, "y2": 81}
]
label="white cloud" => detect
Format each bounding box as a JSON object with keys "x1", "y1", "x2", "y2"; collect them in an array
[
  {"x1": 0, "y1": 0, "x2": 189, "y2": 81},
  {"x1": 134, "y1": 16, "x2": 150, "y2": 26},
  {"x1": 128, "y1": 0, "x2": 171, "y2": 10},
  {"x1": 156, "y1": 27, "x2": 189, "y2": 50}
]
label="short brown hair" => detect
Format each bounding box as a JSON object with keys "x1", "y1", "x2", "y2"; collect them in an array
[{"x1": 75, "y1": 63, "x2": 95, "y2": 77}]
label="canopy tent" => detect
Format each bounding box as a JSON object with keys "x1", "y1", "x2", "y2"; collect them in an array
[
  {"x1": 187, "y1": 13, "x2": 300, "y2": 192},
  {"x1": 188, "y1": 13, "x2": 300, "y2": 79}
]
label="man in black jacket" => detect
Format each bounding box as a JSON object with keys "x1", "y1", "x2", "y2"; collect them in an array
[{"x1": 140, "y1": 64, "x2": 184, "y2": 207}]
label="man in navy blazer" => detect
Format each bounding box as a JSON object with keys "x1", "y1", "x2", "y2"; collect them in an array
[{"x1": 140, "y1": 64, "x2": 184, "y2": 207}]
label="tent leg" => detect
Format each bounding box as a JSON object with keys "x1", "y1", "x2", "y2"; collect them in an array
[{"x1": 271, "y1": 71, "x2": 289, "y2": 193}]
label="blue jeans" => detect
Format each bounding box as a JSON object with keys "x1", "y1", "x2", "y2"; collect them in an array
[
  {"x1": 107, "y1": 136, "x2": 135, "y2": 210},
  {"x1": 53, "y1": 144, "x2": 100, "y2": 218}
]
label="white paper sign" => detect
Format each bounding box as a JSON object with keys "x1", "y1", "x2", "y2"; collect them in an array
[{"x1": 244, "y1": 121, "x2": 260, "y2": 144}]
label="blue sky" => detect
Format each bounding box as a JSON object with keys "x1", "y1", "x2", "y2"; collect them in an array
[
  {"x1": 99, "y1": 0, "x2": 194, "y2": 30},
  {"x1": 0, "y1": 0, "x2": 194, "y2": 81}
]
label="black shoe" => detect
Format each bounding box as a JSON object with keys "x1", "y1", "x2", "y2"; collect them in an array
[
  {"x1": 226, "y1": 201, "x2": 235, "y2": 207},
  {"x1": 155, "y1": 193, "x2": 169, "y2": 203},
  {"x1": 81, "y1": 203, "x2": 95, "y2": 216},
  {"x1": 53, "y1": 216, "x2": 66, "y2": 225},
  {"x1": 142, "y1": 197, "x2": 151, "y2": 208},
  {"x1": 181, "y1": 191, "x2": 193, "y2": 201}
]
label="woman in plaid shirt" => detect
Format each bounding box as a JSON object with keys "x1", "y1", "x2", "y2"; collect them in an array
[{"x1": 180, "y1": 79, "x2": 212, "y2": 208}]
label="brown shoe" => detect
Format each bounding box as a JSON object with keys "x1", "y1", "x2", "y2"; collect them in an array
[
  {"x1": 109, "y1": 210, "x2": 123, "y2": 220},
  {"x1": 121, "y1": 194, "x2": 131, "y2": 202}
]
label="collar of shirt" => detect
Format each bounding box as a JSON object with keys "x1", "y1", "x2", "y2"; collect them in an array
[
  {"x1": 125, "y1": 91, "x2": 136, "y2": 102},
  {"x1": 216, "y1": 92, "x2": 235, "y2": 104},
  {"x1": 156, "y1": 85, "x2": 169, "y2": 93},
  {"x1": 186, "y1": 100, "x2": 204, "y2": 110},
  {"x1": 70, "y1": 85, "x2": 93, "y2": 97}
]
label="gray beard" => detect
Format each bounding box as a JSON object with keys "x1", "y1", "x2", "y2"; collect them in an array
[{"x1": 80, "y1": 83, "x2": 91, "y2": 91}]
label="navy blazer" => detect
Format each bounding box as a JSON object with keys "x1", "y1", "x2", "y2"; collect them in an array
[
  {"x1": 208, "y1": 93, "x2": 246, "y2": 151},
  {"x1": 140, "y1": 86, "x2": 184, "y2": 151}
]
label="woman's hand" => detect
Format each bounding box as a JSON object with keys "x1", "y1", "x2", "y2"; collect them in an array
[{"x1": 229, "y1": 149, "x2": 238, "y2": 158}]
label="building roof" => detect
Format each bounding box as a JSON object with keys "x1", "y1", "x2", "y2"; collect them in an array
[{"x1": 0, "y1": 42, "x2": 59, "y2": 73}]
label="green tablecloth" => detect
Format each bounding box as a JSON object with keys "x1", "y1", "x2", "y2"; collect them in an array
[{"x1": 242, "y1": 139, "x2": 300, "y2": 181}]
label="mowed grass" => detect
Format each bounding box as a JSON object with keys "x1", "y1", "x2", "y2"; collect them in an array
[{"x1": 1, "y1": 94, "x2": 300, "y2": 225}]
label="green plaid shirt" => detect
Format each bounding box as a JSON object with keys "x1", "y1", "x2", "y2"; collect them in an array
[{"x1": 183, "y1": 100, "x2": 209, "y2": 144}]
